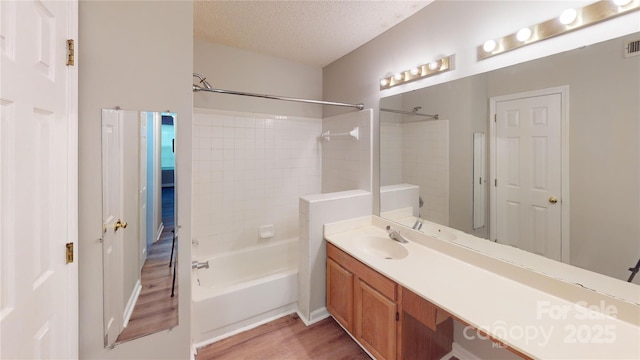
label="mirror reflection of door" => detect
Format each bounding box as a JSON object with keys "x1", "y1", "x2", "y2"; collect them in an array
[
  {"x1": 101, "y1": 109, "x2": 125, "y2": 345},
  {"x1": 492, "y1": 89, "x2": 564, "y2": 262},
  {"x1": 102, "y1": 110, "x2": 178, "y2": 347}
]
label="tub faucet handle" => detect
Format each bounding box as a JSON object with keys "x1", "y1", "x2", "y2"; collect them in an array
[{"x1": 192, "y1": 260, "x2": 209, "y2": 269}]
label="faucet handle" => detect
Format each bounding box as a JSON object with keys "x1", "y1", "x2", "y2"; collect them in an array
[{"x1": 386, "y1": 225, "x2": 401, "y2": 236}]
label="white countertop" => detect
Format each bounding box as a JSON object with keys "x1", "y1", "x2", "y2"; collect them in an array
[{"x1": 324, "y1": 216, "x2": 640, "y2": 359}]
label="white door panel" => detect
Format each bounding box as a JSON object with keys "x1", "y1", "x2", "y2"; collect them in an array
[
  {"x1": 101, "y1": 109, "x2": 124, "y2": 345},
  {"x1": 496, "y1": 93, "x2": 563, "y2": 261},
  {"x1": 1, "y1": 1, "x2": 78, "y2": 358}
]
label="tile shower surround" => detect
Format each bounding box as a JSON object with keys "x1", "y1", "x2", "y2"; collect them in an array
[
  {"x1": 380, "y1": 120, "x2": 449, "y2": 225},
  {"x1": 192, "y1": 109, "x2": 322, "y2": 257}
]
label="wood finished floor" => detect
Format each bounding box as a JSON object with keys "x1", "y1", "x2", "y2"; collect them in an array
[
  {"x1": 196, "y1": 314, "x2": 371, "y2": 360},
  {"x1": 117, "y1": 187, "x2": 178, "y2": 343}
]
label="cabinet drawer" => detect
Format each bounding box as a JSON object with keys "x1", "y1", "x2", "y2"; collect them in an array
[
  {"x1": 327, "y1": 243, "x2": 397, "y2": 301},
  {"x1": 402, "y1": 287, "x2": 449, "y2": 331}
]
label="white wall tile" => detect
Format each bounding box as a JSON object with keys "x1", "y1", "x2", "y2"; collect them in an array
[
  {"x1": 321, "y1": 109, "x2": 373, "y2": 193},
  {"x1": 379, "y1": 119, "x2": 449, "y2": 225},
  {"x1": 192, "y1": 109, "x2": 322, "y2": 258}
]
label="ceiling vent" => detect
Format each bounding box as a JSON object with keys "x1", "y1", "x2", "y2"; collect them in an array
[{"x1": 625, "y1": 39, "x2": 640, "y2": 58}]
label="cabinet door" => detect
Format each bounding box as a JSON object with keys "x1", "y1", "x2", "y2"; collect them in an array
[
  {"x1": 327, "y1": 258, "x2": 354, "y2": 332},
  {"x1": 355, "y1": 279, "x2": 397, "y2": 360}
]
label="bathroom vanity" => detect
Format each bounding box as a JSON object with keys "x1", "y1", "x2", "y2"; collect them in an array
[
  {"x1": 324, "y1": 216, "x2": 640, "y2": 360},
  {"x1": 327, "y1": 242, "x2": 453, "y2": 360}
]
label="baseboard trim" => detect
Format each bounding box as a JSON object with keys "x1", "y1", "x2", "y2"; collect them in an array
[
  {"x1": 445, "y1": 342, "x2": 483, "y2": 360},
  {"x1": 297, "y1": 307, "x2": 330, "y2": 326},
  {"x1": 154, "y1": 223, "x2": 164, "y2": 244},
  {"x1": 122, "y1": 280, "x2": 142, "y2": 328}
]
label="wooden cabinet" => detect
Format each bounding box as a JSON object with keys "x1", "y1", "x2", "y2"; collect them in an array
[
  {"x1": 326, "y1": 242, "x2": 453, "y2": 360},
  {"x1": 327, "y1": 243, "x2": 398, "y2": 360},
  {"x1": 326, "y1": 258, "x2": 353, "y2": 332},
  {"x1": 355, "y1": 278, "x2": 397, "y2": 360}
]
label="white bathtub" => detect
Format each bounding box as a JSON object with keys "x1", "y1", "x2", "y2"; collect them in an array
[{"x1": 192, "y1": 238, "x2": 299, "y2": 347}]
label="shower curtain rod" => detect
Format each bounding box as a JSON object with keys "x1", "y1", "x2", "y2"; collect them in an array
[
  {"x1": 380, "y1": 107, "x2": 439, "y2": 119},
  {"x1": 193, "y1": 84, "x2": 364, "y2": 110}
]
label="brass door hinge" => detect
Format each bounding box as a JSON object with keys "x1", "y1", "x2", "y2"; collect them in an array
[
  {"x1": 66, "y1": 39, "x2": 75, "y2": 66},
  {"x1": 66, "y1": 242, "x2": 74, "y2": 264}
]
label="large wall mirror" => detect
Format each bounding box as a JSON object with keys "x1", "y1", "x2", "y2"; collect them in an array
[
  {"x1": 101, "y1": 109, "x2": 178, "y2": 347},
  {"x1": 379, "y1": 33, "x2": 640, "y2": 295}
]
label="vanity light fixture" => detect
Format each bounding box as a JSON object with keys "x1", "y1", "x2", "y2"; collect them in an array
[
  {"x1": 379, "y1": 54, "x2": 455, "y2": 90},
  {"x1": 516, "y1": 27, "x2": 532, "y2": 42},
  {"x1": 427, "y1": 60, "x2": 441, "y2": 71},
  {"x1": 483, "y1": 39, "x2": 497, "y2": 52},
  {"x1": 559, "y1": 8, "x2": 578, "y2": 25},
  {"x1": 478, "y1": 0, "x2": 640, "y2": 60}
]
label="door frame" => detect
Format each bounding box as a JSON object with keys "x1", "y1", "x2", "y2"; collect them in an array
[
  {"x1": 489, "y1": 86, "x2": 570, "y2": 263},
  {"x1": 66, "y1": 0, "x2": 79, "y2": 355}
]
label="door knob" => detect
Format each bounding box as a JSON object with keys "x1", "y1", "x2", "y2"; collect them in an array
[
  {"x1": 114, "y1": 219, "x2": 128, "y2": 231},
  {"x1": 548, "y1": 197, "x2": 558, "y2": 204}
]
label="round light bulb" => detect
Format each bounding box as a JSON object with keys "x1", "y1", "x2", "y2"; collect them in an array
[
  {"x1": 483, "y1": 39, "x2": 497, "y2": 52},
  {"x1": 380, "y1": 78, "x2": 389, "y2": 87},
  {"x1": 559, "y1": 8, "x2": 577, "y2": 25},
  {"x1": 516, "y1": 27, "x2": 532, "y2": 42},
  {"x1": 393, "y1": 73, "x2": 403, "y2": 81},
  {"x1": 428, "y1": 61, "x2": 440, "y2": 71},
  {"x1": 409, "y1": 67, "x2": 420, "y2": 76},
  {"x1": 614, "y1": 0, "x2": 632, "y2": 6}
]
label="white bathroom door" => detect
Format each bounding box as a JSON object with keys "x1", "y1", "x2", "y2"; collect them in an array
[
  {"x1": 101, "y1": 109, "x2": 125, "y2": 345},
  {"x1": 0, "y1": 1, "x2": 78, "y2": 358},
  {"x1": 493, "y1": 92, "x2": 563, "y2": 261}
]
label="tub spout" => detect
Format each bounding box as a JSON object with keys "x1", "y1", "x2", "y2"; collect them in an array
[{"x1": 192, "y1": 260, "x2": 209, "y2": 269}]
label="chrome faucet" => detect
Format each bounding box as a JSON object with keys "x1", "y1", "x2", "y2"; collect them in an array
[
  {"x1": 192, "y1": 260, "x2": 209, "y2": 269},
  {"x1": 386, "y1": 225, "x2": 409, "y2": 243},
  {"x1": 412, "y1": 218, "x2": 423, "y2": 230},
  {"x1": 413, "y1": 195, "x2": 424, "y2": 230}
]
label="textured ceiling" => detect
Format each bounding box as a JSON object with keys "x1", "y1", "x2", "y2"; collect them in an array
[{"x1": 194, "y1": 1, "x2": 433, "y2": 67}]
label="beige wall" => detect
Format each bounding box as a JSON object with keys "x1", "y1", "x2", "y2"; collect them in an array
[
  {"x1": 78, "y1": 1, "x2": 192, "y2": 358},
  {"x1": 194, "y1": 40, "x2": 323, "y2": 118}
]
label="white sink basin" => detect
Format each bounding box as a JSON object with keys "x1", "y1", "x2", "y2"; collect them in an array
[{"x1": 354, "y1": 235, "x2": 409, "y2": 260}]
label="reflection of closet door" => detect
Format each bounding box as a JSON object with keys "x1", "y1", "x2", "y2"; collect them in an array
[
  {"x1": 122, "y1": 111, "x2": 141, "y2": 310},
  {"x1": 494, "y1": 91, "x2": 563, "y2": 261},
  {"x1": 101, "y1": 109, "x2": 124, "y2": 345}
]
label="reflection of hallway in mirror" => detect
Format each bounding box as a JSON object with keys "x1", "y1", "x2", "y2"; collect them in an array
[{"x1": 117, "y1": 186, "x2": 177, "y2": 343}]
